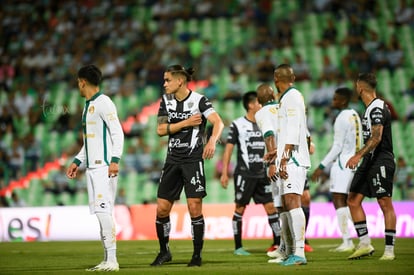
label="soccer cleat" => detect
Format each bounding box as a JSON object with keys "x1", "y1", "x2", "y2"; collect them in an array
[
  {"x1": 187, "y1": 255, "x2": 202, "y2": 267},
  {"x1": 86, "y1": 261, "x2": 119, "y2": 272},
  {"x1": 330, "y1": 242, "x2": 355, "y2": 252},
  {"x1": 234, "y1": 247, "x2": 251, "y2": 256},
  {"x1": 266, "y1": 245, "x2": 279, "y2": 257},
  {"x1": 379, "y1": 252, "x2": 395, "y2": 261},
  {"x1": 267, "y1": 246, "x2": 286, "y2": 259},
  {"x1": 86, "y1": 261, "x2": 106, "y2": 271},
  {"x1": 304, "y1": 243, "x2": 314, "y2": 252},
  {"x1": 268, "y1": 257, "x2": 286, "y2": 264},
  {"x1": 267, "y1": 244, "x2": 278, "y2": 253},
  {"x1": 150, "y1": 251, "x2": 172, "y2": 266},
  {"x1": 280, "y1": 254, "x2": 307, "y2": 266},
  {"x1": 348, "y1": 243, "x2": 375, "y2": 260}
]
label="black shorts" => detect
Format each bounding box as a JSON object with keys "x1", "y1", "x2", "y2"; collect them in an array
[
  {"x1": 158, "y1": 161, "x2": 207, "y2": 201},
  {"x1": 233, "y1": 174, "x2": 273, "y2": 206},
  {"x1": 350, "y1": 156, "x2": 395, "y2": 198}
]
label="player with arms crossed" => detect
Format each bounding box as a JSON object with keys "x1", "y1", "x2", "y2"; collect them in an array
[
  {"x1": 220, "y1": 91, "x2": 281, "y2": 256},
  {"x1": 151, "y1": 65, "x2": 224, "y2": 267},
  {"x1": 346, "y1": 73, "x2": 396, "y2": 261},
  {"x1": 264, "y1": 64, "x2": 311, "y2": 266},
  {"x1": 66, "y1": 64, "x2": 124, "y2": 272},
  {"x1": 311, "y1": 87, "x2": 363, "y2": 252}
]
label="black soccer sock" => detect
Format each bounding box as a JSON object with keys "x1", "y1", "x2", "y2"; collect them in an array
[
  {"x1": 302, "y1": 206, "x2": 310, "y2": 244},
  {"x1": 354, "y1": 221, "x2": 369, "y2": 238},
  {"x1": 385, "y1": 229, "x2": 396, "y2": 246},
  {"x1": 156, "y1": 216, "x2": 170, "y2": 253},
  {"x1": 268, "y1": 212, "x2": 281, "y2": 246},
  {"x1": 191, "y1": 215, "x2": 205, "y2": 258},
  {"x1": 233, "y1": 212, "x2": 243, "y2": 250}
]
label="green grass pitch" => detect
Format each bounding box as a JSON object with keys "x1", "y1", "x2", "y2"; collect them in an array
[{"x1": 1, "y1": 238, "x2": 414, "y2": 274}]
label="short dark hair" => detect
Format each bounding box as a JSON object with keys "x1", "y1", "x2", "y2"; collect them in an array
[
  {"x1": 166, "y1": 64, "x2": 195, "y2": 82},
  {"x1": 78, "y1": 65, "x2": 102, "y2": 86},
  {"x1": 357, "y1": 73, "x2": 377, "y2": 89},
  {"x1": 335, "y1": 87, "x2": 353, "y2": 104},
  {"x1": 242, "y1": 91, "x2": 257, "y2": 111}
]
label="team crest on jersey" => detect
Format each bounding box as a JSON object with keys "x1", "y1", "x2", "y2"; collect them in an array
[
  {"x1": 187, "y1": 101, "x2": 194, "y2": 109},
  {"x1": 88, "y1": 106, "x2": 95, "y2": 114}
]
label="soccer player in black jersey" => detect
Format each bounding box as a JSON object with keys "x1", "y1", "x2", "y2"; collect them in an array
[
  {"x1": 346, "y1": 73, "x2": 396, "y2": 261},
  {"x1": 150, "y1": 65, "x2": 224, "y2": 267},
  {"x1": 220, "y1": 91, "x2": 281, "y2": 256}
]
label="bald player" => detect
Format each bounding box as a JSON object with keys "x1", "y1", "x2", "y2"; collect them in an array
[{"x1": 263, "y1": 64, "x2": 311, "y2": 266}]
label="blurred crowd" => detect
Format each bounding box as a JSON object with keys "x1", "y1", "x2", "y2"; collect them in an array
[{"x1": 1, "y1": 0, "x2": 414, "y2": 205}]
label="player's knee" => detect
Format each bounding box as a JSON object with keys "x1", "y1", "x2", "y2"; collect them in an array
[
  {"x1": 346, "y1": 196, "x2": 359, "y2": 208},
  {"x1": 377, "y1": 197, "x2": 394, "y2": 212}
]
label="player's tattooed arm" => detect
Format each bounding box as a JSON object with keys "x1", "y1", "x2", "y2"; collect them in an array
[
  {"x1": 346, "y1": 124, "x2": 383, "y2": 169},
  {"x1": 357, "y1": 124, "x2": 383, "y2": 157},
  {"x1": 158, "y1": 116, "x2": 168, "y2": 125},
  {"x1": 156, "y1": 116, "x2": 169, "y2": 136}
]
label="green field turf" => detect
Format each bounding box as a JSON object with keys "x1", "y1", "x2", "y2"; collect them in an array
[{"x1": 1, "y1": 238, "x2": 413, "y2": 274}]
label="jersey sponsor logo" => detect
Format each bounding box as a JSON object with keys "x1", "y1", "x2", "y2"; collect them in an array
[
  {"x1": 246, "y1": 141, "x2": 265, "y2": 148},
  {"x1": 270, "y1": 108, "x2": 277, "y2": 114},
  {"x1": 244, "y1": 131, "x2": 263, "y2": 138},
  {"x1": 168, "y1": 111, "x2": 193, "y2": 120},
  {"x1": 169, "y1": 138, "x2": 189, "y2": 148},
  {"x1": 95, "y1": 160, "x2": 102, "y2": 164},
  {"x1": 371, "y1": 108, "x2": 383, "y2": 124},
  {"x1": 100, "y1": 202, "x2": 106, "y2": 208},
  {"x1": 249, "y1": 153, "x2": 264, "y2": 163},
  {"x1": 107, "y1": 112, "x2": 116, "y2": 120}
]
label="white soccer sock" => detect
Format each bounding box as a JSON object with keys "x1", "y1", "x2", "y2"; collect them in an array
[
  {"x1": 336, "y1": 207, "x2": 352, "y2": 244},
  {"x1": 384, "y1": 245, "x2": 394, "y2": 254},
  {"x1": 96, "y1": 212, "x2": 117, "y2": 263},
  {"x1": 280, "y1": 212, "x2": 293, "y2": 255},
  {"x1": 288, "y1": 207, "x2": 306, "y2": 258},
  {"x1": 360, "y1": 234, "x2": 371, "y2": 245}
]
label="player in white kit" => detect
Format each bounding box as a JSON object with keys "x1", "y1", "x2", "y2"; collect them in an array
[
  {"x1": 311, "y1": 87, "x2": 363, "y2": 252},
  {"x1": 255, "y1": 84, "x2": 287, "y2": 262},
  {"x1": 264, "y1": 64, "x2": 311, "y2": 266},
  {"x1": 67, "y1": 65, "x2": 124, "y2": 272}
]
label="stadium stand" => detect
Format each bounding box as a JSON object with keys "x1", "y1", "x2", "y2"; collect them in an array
[{"x1": 1, "y1": 0, "x2": 414, "y2": 206}]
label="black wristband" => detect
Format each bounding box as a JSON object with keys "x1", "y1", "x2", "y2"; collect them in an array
[{"x1": 167, "y1": 123, "x2": 171, "y2": 135}]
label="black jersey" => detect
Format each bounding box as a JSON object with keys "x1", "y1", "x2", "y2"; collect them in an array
[
  {"x1": 362, "y1": 98, "x2": 394, "y2": 161},
  {"x1": 226, "y1": 116, "x2": 266, "y2": 178},
  {"x1": 158, "y1": 91, "x2": 216, "y2": 163}
]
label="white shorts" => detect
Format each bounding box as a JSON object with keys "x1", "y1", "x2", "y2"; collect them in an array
[
  {"x1": 280, "y1": 164, "x2": 307, "y2": 196},
  {"x1": 329, "y1": 163, "x2": 354, "y2": 194},
  {"x1": 86, "y1": 166, "x2": 118, "y2": 214},
  {"x1": 271, "y1": 179, "x2": 283, "y2": 208}
]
